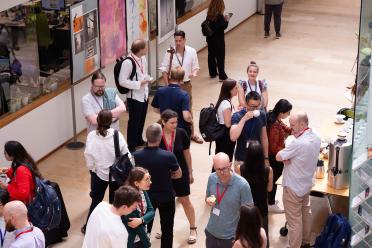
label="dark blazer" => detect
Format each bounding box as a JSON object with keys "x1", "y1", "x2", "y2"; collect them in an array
[{"x1": 122, "y1": 191, "x2": 155, "y2": 248}]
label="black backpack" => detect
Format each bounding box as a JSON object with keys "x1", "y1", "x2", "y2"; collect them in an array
[
  {"x1": 199, "y1": 103, "x2": 226, "y2": 143},
  {"x1": 109, "y1": 130, "x2": 134, "y2": 186},
  {"x1": 201, "y1": 19, "x2": 214, "y2": 37},
  {"x1": 114, "y1": 56, "x2": 137, "y2": 94}
]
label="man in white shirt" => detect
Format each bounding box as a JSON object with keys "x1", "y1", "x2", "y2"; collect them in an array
[
  {"x1": 82, "y1": 71, "x2": 126, "y2": 134},
  {"x1": 159, "y1": 30, "x2": 203, "y2": 144},
  {"x1": 3, "y1": 201, "x2": 45, "y2": 248},
  {"x1": 82, "y1": 186, "x2": 141, "y2": 248},
  {"x1": 119, "y1": 39, "x2": 151, "y2": 152},
  {"x1": 276, "y1": 111, "x2": 321, "y2": 248}
]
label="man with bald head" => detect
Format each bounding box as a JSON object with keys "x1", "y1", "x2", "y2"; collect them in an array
[
  {"x1": 204, "y1": 152, "x2": 253, "y2": 248},
  {"x1": 3, "y1": 200, "x2": 45, "y2": 248},
  {"x1": 276, "y1": 111, "x2": 321, "y2": 248},
  {"x1": 119, "y1": 38, "x2": 152, "y2": 152}
]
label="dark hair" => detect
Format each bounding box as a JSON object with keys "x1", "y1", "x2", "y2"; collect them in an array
[
  {"x1": 161, "y1": 109, "x2": 178, "y2": 124},
  {"x1": 113, "y1": 185, "x2": 141, "y2": 208},
  {"x1": 126, "y1": 167, "x2": 149, "y2": 188},
  {"x1": 240, "y1": 140, "x2": 265, "y2": 185},
  {"x1": 96, "y1": 109, "x2": 112, "y2": 137},
  {"x1": 0, "y1": 189, "x2": 10, "y2": 206},
  {"x1": 207, "y1": 0, "x2": 225, "y2": 22},
  {"x1": 91, "y1": 70, "x2": 106, "y2": 84},
  {"x1": 267, "y1": 99, "x2": 293, "y2": 127},
  {"x1": 247, "y1": 61, "x2": 259, "y2": 73},
  {"x1": 174, "y1": 30, "x2": 186, "y2": 38},
  {"x1": 131, "y1": 39, "x2": 146, "y2": 54},
  {"x1": 245, "y1": 91, "x2": 261, "y2": 103},
  {"x1": 216, "y1": 79, "x2": 236, "y2": 110},
  {"x1": 4, "y1": 141, "x2": 42, "y2": 178},
  {"x1": 235, "y1": 204, "x2": 264, "y2": 248}
]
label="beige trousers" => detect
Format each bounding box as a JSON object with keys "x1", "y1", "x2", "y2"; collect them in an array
[{"x1": 283, "y1": 187, "x2": 312, "y2": 248}]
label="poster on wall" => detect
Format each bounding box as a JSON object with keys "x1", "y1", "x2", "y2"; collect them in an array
[
  {"x1": 70, "y1": 2, "x2": 100, "y2": 83},
  {"x1": 148, "y1": 0, "x2": 157, "y2": 35},
  {"x1": 126, "y1": 0, "x2": 149, "y2": 46},
  {"x1": 99, "y1": 0, "x2": 127, "y2": 67},
  {"x1": 158, "y1": 0, "x2": 176, "y2": 44}
]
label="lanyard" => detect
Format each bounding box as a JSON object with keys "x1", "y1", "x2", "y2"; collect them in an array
[
  {"x1": 0, "y1": 229, "x2": 6, "y2": 247},
  {"x1": 131, "y1": 55, "x2": 144, "y2": 74},
  {"x1": 175, "y1": 48, "x2": 185, "y2": 67},
  {"x1": 297, "y1": 127, "x2": 310, "y2": 138},
  {"x1": 15, "y1": 227, "x2": 33, "y2": 239},
  {"x1": 247, "y1": 80, "x2": 257, "y2": 93},
  {"x1": 216, "y1": 183, "x2": 229, "y2": 204},
  {"x1": 91, "y1": 91, "x2": 103, "y2": 110},
  {"x1": 162, "y1": 130, "x2": 175, "y2": 153}
]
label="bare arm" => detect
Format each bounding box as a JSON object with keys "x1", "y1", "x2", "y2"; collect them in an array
[
  {"x1": 86, "y1": 115, "x2": 98, "y2": 125},
  {"x1": 237, "y1": 84, "x2": 247, "y2": 108},
  {"x1": 267, "y1": 166, "x2": 273, "y2": 192},
  {"x1": 182, "y1": 110, "x2": 193, "y2": 123},
  {"x1": 183, "y1": 149, "x2": 193, "y2": 184},
  {"x1": 223, "y1": 108, "x2": 232, "y2": 128},
  {"x1": 111, "y1": 100, "x2": 126, "y2": 119},
  {"x1": 171, "y1": 167, "x2": 182, "y2": 179},
  {"x1": 230, "y1": 112, "x2": 253, "y2": 141}
]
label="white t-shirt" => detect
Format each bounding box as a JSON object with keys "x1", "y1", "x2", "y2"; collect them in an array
[
  {"x1": 81, "y1": 90, "x2": 124, "y2": 133},
  {"x1": 278, "y1": 129, "x2": 321, "y2": 197},
  {"x1": 84, "y1": 128, "x2": 129, "y2": 181},
  {"x1": 0, "y1": 217, "x2": 15, "y2": 248},
  {"x1": 217, "y1": 100, "x2": 232, "y2": 125},
  {"x1": 82, "y1": 202, "x2": 128, "y2": 248}
]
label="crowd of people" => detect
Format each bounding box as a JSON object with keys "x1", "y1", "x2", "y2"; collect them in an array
[{"x1": 0, "y1": 0, "x2": 322, "y2": 247}]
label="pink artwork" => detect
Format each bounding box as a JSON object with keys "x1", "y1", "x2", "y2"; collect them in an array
[{"x1": 99, "y1": 0, "x2": 127, "y2": 67}]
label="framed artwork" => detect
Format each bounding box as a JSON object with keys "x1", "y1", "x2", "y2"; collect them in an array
[
  {"x1": 148, "y1": 0, "x2": 157, "y2": 34},
  {"x1": 126, "y1": 0, "x2": 149, "y2": 47},
  {"x1": 99, "y1": 0, "x2": 127, "y2": 67},
  {"x1": 158, "y1": 0, "x2": 176, "y2": 43}
]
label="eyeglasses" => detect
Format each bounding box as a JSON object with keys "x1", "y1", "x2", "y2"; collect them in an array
[
  {"x1": 247, "y1": 104, "x2": 260, "y2": 110},
  {"x1": 215, "y1": 165, "x2": 231, "y2": 173},
  {"x1": 93, "y1": 85, "x2": 105, "y2": 90}
]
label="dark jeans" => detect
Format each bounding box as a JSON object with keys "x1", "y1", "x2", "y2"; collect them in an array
[
  {"x1": 85, "y1": 171, "x2": 119, "y2": 224},
  {"x1": 205, "y1": 229, "x2": 234, "y2": 248},
  {"x1": 264, "y1": 3, "x2": 283, "y2": 34},
  {"x1": 127, "y1": 98, "x2": 148, "y2": 152},
  {"x1": 207, "y1": 40, "x2": 227, "y2": 80},
  {"x1": 268, "y1": 155, "x2": 284, "y2": 205},
  {"x1": 147, "y1": 198, "x2": 175, "y2": 248},
  {"x1": 213, "y1": 127, "x2": 235, "y2": 172}
]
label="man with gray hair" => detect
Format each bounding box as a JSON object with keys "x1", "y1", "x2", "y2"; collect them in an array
[
  {"x1": 276, "y1": 111, "x2": 321, "y2": 248},
  {"x1": 133, "y1": 123, "x2": 182, "y2": 248},
  {"x1": 3, "y1": 201, "x2": 45, "y2": 248}
]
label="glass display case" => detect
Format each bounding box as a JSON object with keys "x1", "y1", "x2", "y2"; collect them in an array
[{"x1": 349, "y1": 0, "x2": 372, "y2": 246}]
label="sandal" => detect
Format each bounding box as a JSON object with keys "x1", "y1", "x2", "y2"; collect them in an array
[
  {"x1": 155, "y1": 232, "x2": 162, "y2": 239},
  {"x1": 191, "y1": 135, "x2": 203, "y2": 144},
  {"x1": 187, "y1": 227, "x2": 197, "y2": 244}
]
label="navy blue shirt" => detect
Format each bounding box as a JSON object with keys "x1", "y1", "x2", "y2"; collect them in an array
[
  {"x1": 231, "y1": 109, "x2": 266, "y2": 161},
  {"x1": 151, "y1": 84, "x2": 190, "y2": 130},
  {"x1": 133, "y1": 147, "x2": 179, "y2": 203}
]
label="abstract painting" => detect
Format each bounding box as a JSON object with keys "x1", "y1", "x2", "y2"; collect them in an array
[
  {"x1": 158, "y1": 0, "x2": 175, "y2": 43},
  {"x1": 99, "y1": 0, "x2": 127, "y2": 67},
  {"x1": 126, "y1": 0, "x2": 149, "y2": 46}
]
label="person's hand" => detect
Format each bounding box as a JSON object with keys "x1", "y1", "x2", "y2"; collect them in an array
[
  {"x1": 265, "y1": 159, "x2": 270, "y2": 166},
  {"x1": 0, "y1": 181, "x2": 8, "y2": 190},
  {"x1": 0, "y1": 168, "x2": 8, "y2": 174},
  {"x1": 206, "y1": 195, "x2": 216, "y2": 207},
  {"x1": 189, "y1": 173, "x2": 194, "y2": 184},
  {"x1": 242, "y1": 111, "x2": 254, "y2": 121},
  {"x1": 140, "y1": 80, "x2": 150, "y2": 86},
  {"x1": 128, "y1": 218, "x2": 143, "y2": 228},
  {"x1": 283, "y1": 159, "x2": 290, "y2": 165},
  {"x1": 224, "y1": 15, "x2": 231, "y2": 21}
]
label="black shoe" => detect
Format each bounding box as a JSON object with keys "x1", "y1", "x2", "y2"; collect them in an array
[
  {"x1": 276, "y1": 33, "x2": 281, "y2": 39},
  {"x1": 81, "y1": 224, "x2": 86, "y2": 234},
  {"x1": 210, "y1": 75, "x2": 217, "y2": 79},
  {"x1": 264, "y1": 32, "x2": 270, "y2": 38}
]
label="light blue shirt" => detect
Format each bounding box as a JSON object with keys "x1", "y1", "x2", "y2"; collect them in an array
[
  {"x1": 205, "y1": 173, "x2": 253, "y2": 239},
  {"x1": 10, "y1": 225, "x2": 45, "y2": 248}
]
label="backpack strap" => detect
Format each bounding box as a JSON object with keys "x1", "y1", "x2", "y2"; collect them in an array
[
  {"x1": 209, "y1": 142, "x2": 212, "y2": 156},
  {"x1": 258, "y1": 80, "x2": 264, "y2": 92},
  {"x1": 113, "y1": 130, "x2": 120, "y2": 158},
  {"x1": 123, "y1": 57, "x2": 137, "y2": 98}
]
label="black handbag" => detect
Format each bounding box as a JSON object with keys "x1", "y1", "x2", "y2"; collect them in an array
[{"x1": 109, "y1": 130, "x2": 134, "y2": 186}]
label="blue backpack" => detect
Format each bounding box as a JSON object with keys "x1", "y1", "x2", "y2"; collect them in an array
[
  {"x1": 24, "y1": 165, "x2": 62, "y2": 231},
  {"x1": 314, "y1": 214, "x2": 351, "y2": 248}
]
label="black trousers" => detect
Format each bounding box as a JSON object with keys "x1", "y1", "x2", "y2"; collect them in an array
[
  {"x1": 264, "y1": 3, "x2": 283, "y2": 34},
  {"x1": 147, "y1": 198, "x2": 175, "y2": 248},
  {"x1": 127, "y1": 98, "x2": 148, "y2": 152},
  {"x1": 268, "y1": 155, "x2": 284, "y2": 205},
  {"x1": 86, "y1": 171, "x2": 119, "y2": 223},
  {"x1": 207, "y1": 39, "x2": 227, "y2": 80},
  {"x1": 213, "y1": 127, "x2": 235, "y2": 172}
]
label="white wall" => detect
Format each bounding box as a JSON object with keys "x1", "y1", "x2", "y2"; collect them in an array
[{"x1": 0, "y1": 0, "x2": 257, "y2": 165}]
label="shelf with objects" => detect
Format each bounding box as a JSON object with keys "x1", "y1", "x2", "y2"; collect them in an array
[
  {"x1": 0, "y1": 0, "x2": 71, "y2": 128},
  {"x1": 349, "y1": 0, "x2": 372, "y2": 247}
]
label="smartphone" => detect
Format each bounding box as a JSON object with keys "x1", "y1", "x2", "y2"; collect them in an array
[{"x1": 228, "y1": 13, "x2": 233, "y2": 17}]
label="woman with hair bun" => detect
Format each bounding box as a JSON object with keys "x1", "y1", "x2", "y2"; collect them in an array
[{"x1": 81, "y1": 109, "x2": 130, "y2": 233}]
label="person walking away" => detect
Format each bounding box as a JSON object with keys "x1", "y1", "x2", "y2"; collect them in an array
[{"x1": 264, "y1": 0, "x2": 284, "y2": 39}]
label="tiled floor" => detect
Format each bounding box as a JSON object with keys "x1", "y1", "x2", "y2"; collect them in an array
[{"x1": 39, "y1": 0, "x2": 360, "y2": 247}]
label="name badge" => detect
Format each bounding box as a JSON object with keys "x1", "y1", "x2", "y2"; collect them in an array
[{"x1": 212, "y1": 208, "x2": 220, "y2": 216}]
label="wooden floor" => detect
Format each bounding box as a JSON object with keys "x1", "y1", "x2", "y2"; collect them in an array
[{"x1": 39, "y1": 0, "x2": 360, "y2": 247}]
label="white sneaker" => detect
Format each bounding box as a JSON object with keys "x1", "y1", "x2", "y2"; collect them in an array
[{"x1": 268, "y1": 203, "x2": 285, "y2": 213}]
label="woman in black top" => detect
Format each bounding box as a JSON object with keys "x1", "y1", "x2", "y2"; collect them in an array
[
  {"x1": 159, "y1": 109, "x2": 197, "y2": 244},
  {"x1": 206, "y1": 0, "x2": 230, "y2": 81},
  {"x1": 239, "y1": 140, "x2": 273, "y2": 248}
]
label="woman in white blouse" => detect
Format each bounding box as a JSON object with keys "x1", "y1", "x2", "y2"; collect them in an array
[
  {"x1": 214, "y1": 80, "x2": 238, "y2": 167},
  {"x1": 81, "y1": 109, "x2": 129, "y2": 234}
]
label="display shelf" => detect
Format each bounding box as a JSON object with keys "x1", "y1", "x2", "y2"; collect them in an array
[
  {"x1": 351, "y1": 187, "x2": 371, "y2": 209},
  {"x1": 351, "y1": 226, "x2": 371, "y2": 247}
]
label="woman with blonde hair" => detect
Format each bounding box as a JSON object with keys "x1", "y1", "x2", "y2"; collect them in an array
[{"x1": 206, "y1": 0, "x2": 231, "y2": 81}]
